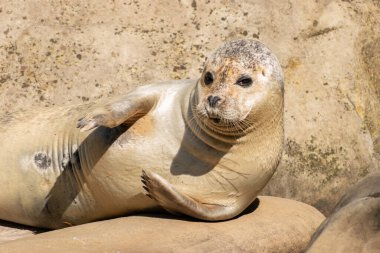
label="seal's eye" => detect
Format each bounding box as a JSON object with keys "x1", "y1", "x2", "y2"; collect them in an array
[
  {"x1": 204, "y1": 72, "x2": 214, "y2": 85},
  {"x1": 236, "y1": 76, "x2": 253, "y2": 87}
]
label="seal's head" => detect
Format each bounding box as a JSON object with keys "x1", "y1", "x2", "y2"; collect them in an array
[{"x1": 194, "y1": 39, "x2": 284, "y2": 133}]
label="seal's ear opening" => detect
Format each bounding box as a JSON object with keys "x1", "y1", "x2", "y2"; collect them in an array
[
  {"x1": 257, "y1": 65, "x2": 268, "y2": 78},
  {"x1": 262, "y1": 69, "x2": 267, "y2": 77}
]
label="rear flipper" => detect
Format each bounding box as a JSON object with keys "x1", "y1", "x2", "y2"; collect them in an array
[{"x1": 141, "y1": 170, "x2": 243, "y2": 221}]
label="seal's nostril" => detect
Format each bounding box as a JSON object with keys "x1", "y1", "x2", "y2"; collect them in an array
[{"x1": 207, "y1": 95, "x2": 221, "y2": 108}]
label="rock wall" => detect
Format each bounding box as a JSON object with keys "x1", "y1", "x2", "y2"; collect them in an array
[{"x1": 0, "y1": 0, "x2": 379, "y2": 215}]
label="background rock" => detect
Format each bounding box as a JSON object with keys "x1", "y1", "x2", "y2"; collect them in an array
[
  {"x1": 306, "y1": 172, "x2": 380, "y2": 252},
  {"x1": 0, "y1": 196, "x2": 325, "y2": 253},
  {"x1": 0, "y1": 0, "x2": 379, "y2": 215}
]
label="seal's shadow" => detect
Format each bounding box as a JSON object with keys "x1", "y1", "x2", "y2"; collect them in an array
[
  {"x1": 139, "y1": 198, "x2": 261, "y2": 222},
  {"x1": 42, "y1": 125, "x2": 129, "y2": 225},
  {"x1": 170, "y1": 102, "x2": 233, "y2": 176}
]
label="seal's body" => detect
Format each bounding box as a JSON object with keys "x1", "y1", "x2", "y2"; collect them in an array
[{"x1": 0, "y1": 40, "x2": 284, "y2": 229}]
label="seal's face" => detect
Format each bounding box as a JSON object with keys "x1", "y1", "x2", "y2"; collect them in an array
[
  {"x1": 193, "y1": 39, "x2": 283, "y2": 135},
  {"x1": 194, "y1": 39, "x2": 283, "y2": 131},
  {"x1": 196, "y1": 58, "x2": 269, "y2": 125}
]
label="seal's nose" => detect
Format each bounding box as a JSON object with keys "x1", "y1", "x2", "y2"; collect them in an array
[{"x1": 207, "y1": 95, "x2": 221, "y2": 108}]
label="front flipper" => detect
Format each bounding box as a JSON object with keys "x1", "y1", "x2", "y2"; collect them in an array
[
  {"x1": 141, "y1": 170, "x2": 243, "y2": 221},
  {"x1": 77, "y1": 107, "x2": 119, "y2": 131},
  {"x1": 77, "y1": 86, "x2": 159, "y2": 132}
]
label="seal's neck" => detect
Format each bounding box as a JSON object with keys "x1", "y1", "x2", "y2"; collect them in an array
[{"x1": 183, "y1": 84, "x2": 283, "y2": 152}]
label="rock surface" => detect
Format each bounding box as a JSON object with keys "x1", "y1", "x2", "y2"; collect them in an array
[
  {"x1": 0, "y1": 196, "x2": 325, "y2": 253},
  {"x1": 306, "y1": 172, "x2": 380, "y2": 253},
  {"x1": 0, "y1": 221, "x2": 41, "y2": 244},
  {"x1": 0, "y1": 0, "x2": 379, "y2": 215}
]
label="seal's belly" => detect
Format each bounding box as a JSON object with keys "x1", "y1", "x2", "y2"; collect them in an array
[
  {"x1": 86, "y1": 109, "x2": 241, "y2": 216},
  {"x1": 88, "y1": 113, "x2": 184, "y2": 199},
  {"x1": 91, "y1": 111, "x2": 246, "y2": 208}
]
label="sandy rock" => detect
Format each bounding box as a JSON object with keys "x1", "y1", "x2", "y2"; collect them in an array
[
  {"x1": 306, "y1": 172, "x2": 380, "y2": 253},
  {"x1": 0, "y1": 196, "x2": 324, "y2": 253},
  {"x1": 0, "y1": 0, "x2": 379, "y2": 215},
  {"x1": 0, "y1": 221, "x2": 41, "y2": 244}
]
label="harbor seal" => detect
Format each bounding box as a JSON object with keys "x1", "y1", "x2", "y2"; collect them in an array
[{"x1": 0, "y1": 39, "x2": 284, "y2": 229}]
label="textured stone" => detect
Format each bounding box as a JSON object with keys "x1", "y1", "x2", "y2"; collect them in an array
[
  {"x1": 306, "y1": 171, "x2": 380, "y2": 253},
  {"x1": 0, "y1": 196, "x2": 325, "y2": 253}
]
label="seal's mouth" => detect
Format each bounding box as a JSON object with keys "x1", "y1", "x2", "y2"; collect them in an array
[
  {"x1": 205, "y1": 109, "x2": 221, "y2": 124},
  {"x1": 210, "y1": 117, "x2": 221, "y2": 124}
]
